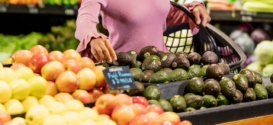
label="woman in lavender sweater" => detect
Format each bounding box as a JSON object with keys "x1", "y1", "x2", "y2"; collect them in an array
[{"x1": 75, "y1": 0, "x2": 211, "y2": 63}]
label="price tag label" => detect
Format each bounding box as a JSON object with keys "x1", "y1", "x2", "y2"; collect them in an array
[
  {"x1": 102, "y1": 66, "x2": 137, "y2": 90},
  {"x1": 241, "y1": 16, "x2": 253, "y2": 22},
  {"x1": 29, "y1": 8, "x2": 38, "y2": 14},
  {"x1": 65, "y1": 9, "x2": 75, "y2": 15}
]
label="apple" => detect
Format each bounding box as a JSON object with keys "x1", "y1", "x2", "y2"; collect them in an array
[
  {"x1": 47, "y1": 102, "x2": 66, "y2": 115},
  {"x1": 3, "y1": 58, "x2": 12, "y2": 64},
  {"x1": 9, "y1": 78, "x2": 31, "y2": 100},
  {"x1": 11, "y1": 50, "x2": 33, "y2": 66},
  {"x1": 77, "y1": 68, "x2": 96, "y2": 90},
  {"x1": 29, "y1": 45, "x2": 48, "y2": 55},
  {"x1": 29, "y1": 53, "x2": 51, "y2": 73},
  {"x1": 55, "y1": 71, "x2": 78, "y2": 93},
  {"x1": 48, "y1": 51, "x2": 65, "y2": 63},
  {"x1": 72, "y1": 90, "x2": 92, "y2": 103},
  {"x1": 145, "y1": 112, "x2": 164, "y2": 125},
  {"x1": 131, "y1": 96, "x2": 149, "y2": 107},
  {"x1": 178, "y1": 120, "x2": 193, "y2": 125},
  {"x1": 93, "y1": 66, "x2": 107, "y2": 87},
  {"x1": 103, "y1": 85, "x2": 119, "y2": 95},
  {"x1": 147, "y1": 105, "x2": 164, "y2": 114},
  {"x1": 0, "y1": 110, "x2": 11, "y2": 124},
  {"x1": 21, "y1": 96, "x2": 39, "y2": 112},
  {"x1": 89, "y1": 88, "x2": 104, "y2": 102},
  {"x1": 0, "y1": 104, "x2": 5, "y2": 111},
  {"x1": 130, "y1": 103, "x2": 148, "y2": 116},
  {"x1": 46, "y1": 81, "x2": 58, "y2": 96},
  {"x1": 78, "y1": 120, "x2": 97, "y2": 125},
  {"x1": 41, "y1": 61, "x2": 65, "y2": 81},
  {"x1": 78, "y1": 57, "x2": 95, "y2": 70},
  {"x1": 28, "y1": 76, "x2": 47, "y2": 98},
  {"x1": 111, "y1": 105, "x2": 135, "y2": 125},
  {"x1": 38, "y1": 95, "x2": 56, "y2": 107},
  {"x1": 0, "y1": 81, "x2": 11, "y2": 103},
  {"x1": 12, "y1": 117, "x2": 27, "y2": 125},
  {"x1": 54, "y1": 93, "x2": 73, "y2": 103},
  {"x1": 63, "y1": 49, "x2": 81, "y2": 62},
  {"x1": 4, "y1": 99, "x2": 24, "y2": 115},
  {"x1": 95, "y1": 114, "x2": 111, "y2": 122},
  {"x1": 15, "y1": 67, "x2": 34, "y2": 81},
  {"x1": 63, "y1": 59, "x2": 81, "y2": 74},
  {"x1": 129, "y1": 115, "x2": 152, "y2": 125},
  {"x1": 97, "y1": 120, "x2": 117, "y2": 125},
  {"x1": 160, "y1": 112, "x2": 181, "y2": 124},
  {"x1": 43, "y1": 114, "x2": 66, "y2": 125},
  {"x1": 95, "y1": 94, "x2": 119, "y2": 115},
  {"x1": 0, "y1": 68, "x2": 17, "y2": 83},
  {"x1": 62, "y1": 111, "x2": 81, "y2": 124},
  {"x1": 116, "y1": 94, "x2": 131, "y2": 106},
  {"x1": 10, "y1": 63, "x2": 26, "y2": 70},
  {"x1": 162, "y1": 121, "x2": 177, "y2": 125},
  {"x1": 64, "y1": 100, "x2": 85, "y2": 113},
  {"x1": 79, "y1": 108, "x2": 99, "y2": 121},
  {"x1": 3, "y1": 121, "x2": 21, "y2": 125},
  {"x1": 25, "y1": 105, "x2": 50, "y2": 125}
]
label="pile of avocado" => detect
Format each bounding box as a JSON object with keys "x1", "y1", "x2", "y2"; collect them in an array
[{"x1": 112, "y1": 46, "x2": 227, "y2": 83}]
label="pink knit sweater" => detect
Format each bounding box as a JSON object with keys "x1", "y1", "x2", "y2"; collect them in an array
[{"x1": 75, "y1": 0, "x2": 202, "y2": 59}]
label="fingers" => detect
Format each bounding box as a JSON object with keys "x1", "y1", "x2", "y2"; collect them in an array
[
  {"x1": 201, "y1": 12, "x2": 211, "y2": 27},
  {"x1": 105, "y1": 39, "x2": 117, "y2": 61},
  {"x1": 98, "y1": 40, "x2": 113, "y2": 63},
  {"x1": 91, "y1": 48, "x2": 101, "y2": 63},
  {"x1": 192, "y1": 9, "x2": 201, "y2": 25}
]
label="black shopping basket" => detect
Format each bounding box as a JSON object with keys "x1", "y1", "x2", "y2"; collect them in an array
[{"x1": 164, "y1": 2, "x2": 246, "y2": 72}]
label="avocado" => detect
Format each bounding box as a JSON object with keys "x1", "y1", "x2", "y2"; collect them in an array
[
  {"x1": 128, "y1": 81, "x2": 145, "y2": 96},
  {"x1": 232, "y1": 89, "x2": 243, "y2": 103},
  {"x1": 185, "y1": 95, "x2": 203, "y2": 109},
  {"x1": 146, "y1": 55, "x2": 160, "y2": 61},
  {"x1": 201, "y1": 51, "x2": 218, "y2": 65},
  {"x1": 170, "y1": 68, "x2": 188, "y2": 82},
  {"x1": 142, "y1": 58, "x2": 161, "y2": 72},
  {"x1": 175, "y1": 51, "x2": 188, "y2": 58},
  {"x1": 148, "y1": 100, "x2": 162, "y2": 108},
  {"x1": 127, "y1": 50, "x2": 138, "y2": 62},
  {"x1": 203, "y1": 79, "x2": 221, "y2": 96},
  {"x1": 171, "y1": 56, "x2": 190, "y2": 70},
  {"x1": 232, "y1": 74, "x2": 248, "y2": 92},
  {"x1": 244, "y1": 88, "x2": 256, "y2": 101},
  {"x1": 200, "y1": 106, "x2": 207, "y2": 110},
  {"x1": 116, "y1": 52, "x2": 133, "y2": 66},
  {"x1": 101, "y1": 63, "x2": 110, "y2": 67},
  {"x1": 160, "y1": 53, "x2": 176, "y2": 68},
  {"x1": 218, "y1": 62, "x2": 230, "y2": 75},
  {"x1": 149, "y1": 71, "x2": 170, "y2": 83},
  {"x1": 130, "y1": 68, "x2": 142, "y2": 81},
  {"x1": 239, "y1": 69, "x2": 256, "y2": 88},
  {"x1": 266, "y1": 83, "x2": 273, "y2": 98},
  {"x1": 188, "y1": 52, "x2": 202, "y2": 65},
  {"x1": 184, "y1": 93, "x2": 195, "y2": 100},
  {"x1": 160, "y1": 68, "x2": 173, "y2": 74},
  {"x1": 170, "y1": 95, "x2": 187, "y2": 112},
  {"x1": 206, "y1": 64, "x2": 224, "y2": 80},
  {"x1": 254, "y1": 84, "x2": 268, "y2": 100},
  {"x1": 253, "y1": 71, "x2": 263, "y2": 84},
  {"x1": 143, "y1": 86, "x2": 161, "y2": 100},
  {"x1": 131, "y1": 61, "x2": 142, "y2": 68},
  {"x1": 185, "y1": 107, "x2": 196, "y2": 112},
  {"x1": 202, "y1": 95, "x2": 217, "y2": 108},
  {"x1": 201, "y1": 65, "x2": 210, "y2": 77},
  {"x1": 188, "y1": 65, "x2": 202, "y2": 79},
  {"x1": 217, "y1": 95, "x2": 229, "y2": 105},
  {"x1": 219, "y1": 78, "x2": 236, "y2": 99},
  {"x1": 187, "y1": 77, "x2": 205, "y2": 95},
  {"x1": 139, "y1": 70, "x2": 154, "y2": 83},
  {"x1": 139, "y1": 46, "x2": 159, "y2": 61},
  {"x1": 159, "y1": 99, "x2": 173, "y2": 112},
  {"x1": 158, "y1": 51, "x2": 166, "y2": 55}
]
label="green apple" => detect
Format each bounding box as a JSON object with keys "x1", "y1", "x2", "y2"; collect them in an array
[
  {"x1": 0, "y1": 81, "x2": 11, "y2": 103},
  {"x1": 12, "y1": 117, "x2": 27, "y2": 125},
  {"x1": 21, "y1": 96, "x2": 39, "y2": 112},
  {"x1": 62, "y1": 111, "x2": 80, "y2": 124},
  {"x1": 43, "y1": 114, "x2": 66, "y2": 125},
  {"x1": 9, "y1": 78, "x2": 31, "y2": 100},
  {"x1": 64, "y1": 100, "x2": 85, "y2": 113},
  {"x1": 0, "y1": 103, "x2": 6, "y2": 111},
  {"x1": 78, "y1": 120, "x2": 97, "y2": 125},
  {"x1": 38, "y1": 95, "x2": 56, "y2": 107},
  {"x1": 79, "y1": 108, "x2": 98, "y2": 121},
  {"x1": 47, "y1": 102, "x2": 66, "y2": 115},
  {"x1": 25, "y1": 105, "x2": 50, "y2": 125},
  {"x1": 4, "y1": 99, "x2": 24, "y2": 115},
  {"x1": 28, "y1": 76, "x2": 47, "y2": 98},
  {"x1": 0, "y1": 68, "x2": 17, "y2": 83},
  {"x1": 15, "y1": 67, "x2": 34, "y2": 81}
]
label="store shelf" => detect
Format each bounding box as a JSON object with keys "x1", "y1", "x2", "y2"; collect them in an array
[
  {"x1": 210, "y1": 10, "x2": 273, "y2": 23},
  {"x1": 0, "y1": 4, "x2": 79, "y2": 16}
]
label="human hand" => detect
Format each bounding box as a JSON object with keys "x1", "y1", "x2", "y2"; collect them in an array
[
  {"x1": 192, "y1": 4, "x2": 211, "y2": 27},
  {"x1": 90, "y1": 38, "x2": 117, "y2": 63}
]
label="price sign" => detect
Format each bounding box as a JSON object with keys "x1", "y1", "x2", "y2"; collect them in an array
[{"x1": 102, "y1": 66, "x2": 137, "y2": 90}]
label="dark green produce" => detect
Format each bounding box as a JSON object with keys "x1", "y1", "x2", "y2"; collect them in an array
[
  {"x1": 187, "y1": 77, "x2": 204, "y2": 95},
  {"x1": 203, "y1": 79, "x2": 221, "y2": 96},
  {"x1": 139, "y1": 70, "x2": 154, "y2": 83},
  {"x1": 188, "y1": 52, "x2": 202, "y2": 64},
  {"x1": 254, "y1": 84, "x2": 268, "y2": 100},
  {"x1": 239, "y1": 69, "x2": 256, "y2": 88},
  {"x1": 127, "y1": 50, "x2": 138, "y2": 62},
  {"x1": 185, "y1": 95, "x2": 203, "y2": 109},
  {"x1": 142, "y1": 58, "x2": 161, "y2": 72},
  {"x1": 218, "y1": 62, "x2": 230, "y2": 75},
  {"x1": 201, "y1": 65, "x2": 210, "y2": 77},
  {"x1": 201, "y1": 51, "x2": 218, "y2": 65},
  {"x1": 200, "y1": 106, "x2": 207, "y2": 110},
  {"x1": 253, "y1": 71, "x2": 263, "y2": 84},
  {"x1": 139, "y1": 46, "x2": 159, "y2": 61},
  {"x1": 116, "y1": 52, "x2": 133, "y2": 66},
  {"x1": 232, "y1": 74, "x2": 248, "y2": 92},
  {"x1": 266, "y1": 83, "x2": 273, "y2": 98},
  {"x1": 232, "y1": 90, "x2": 243, "y2": 103},
  {"x1": 169, "y1": 68, "x2": 188, "y2": 82},
  {"x1": 206, "y1": 64, "x2": 224, "y2": 80},
  {"x1": 160, "y1": 53, "x2": 176, "y2": 68},
  {"x1": 148, "y1": 100, "x2": 162, "y2": 108},
  {"x1": 185, "y1": 107, "x2": 196, "y2": 112},
  {"x1": 244, "y1": 88, "x2": 256, "y2": 101},
  {"x1": 145, "y1": 55, "x2": 160, "y2": 61},
  {"x1": 130, "y1": 68, "x2": 142, "y2": 81},
  {"x1": 149, "y1": 71, "x2": 170, "y2": 83},
  {"x1": 203, "y1": 95, "x2": 217, "y2": 108},
  {"x1": 217, "y1": 95, "x2": 229, "y2": 105},
  {"x1": 219, "y1": 77, "x2": 236, "y2": 99},
  {"x1": 175, "y1": 51, "x2": 188, "y2": 58},
  {"x1": 159, "y1": 99, "x2": 173, "y2": 112},
  {"x1": 188, "y1": 65, "x2": 202, "y2": 79},
  {"x1": 184, "y1": 93, "x2": 195, "y2": 100},
  {"x1": 170, "y1": 95, "x2": 187, "y2": 112},
  {"x1": 131, "y1": 61, "x2": 142, "y2": 68},
  {"x1": 160, "y1": 68, "x2": 173, "y2": 74},
  {"x1": 143, "y1": 86, "x2": 161, "y2": 100},
  {"x1": 171, "y1": 56, "x2": 190, "y2": 70},
  {"x1": 127, "y1": 81, "x2": 145, "y2": 96}
]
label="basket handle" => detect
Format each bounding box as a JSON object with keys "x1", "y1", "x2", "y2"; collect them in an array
[{"x1": 170, "y1": 1, "x2": 220, "y2": 61}]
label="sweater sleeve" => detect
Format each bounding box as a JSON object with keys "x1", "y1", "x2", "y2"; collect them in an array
[
  {"x1": 75, "y1": 0, "x2": 108, "y2": 57},
  {"x1": 166, "y1": 1, "x2": 204, "y2": 35}
]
